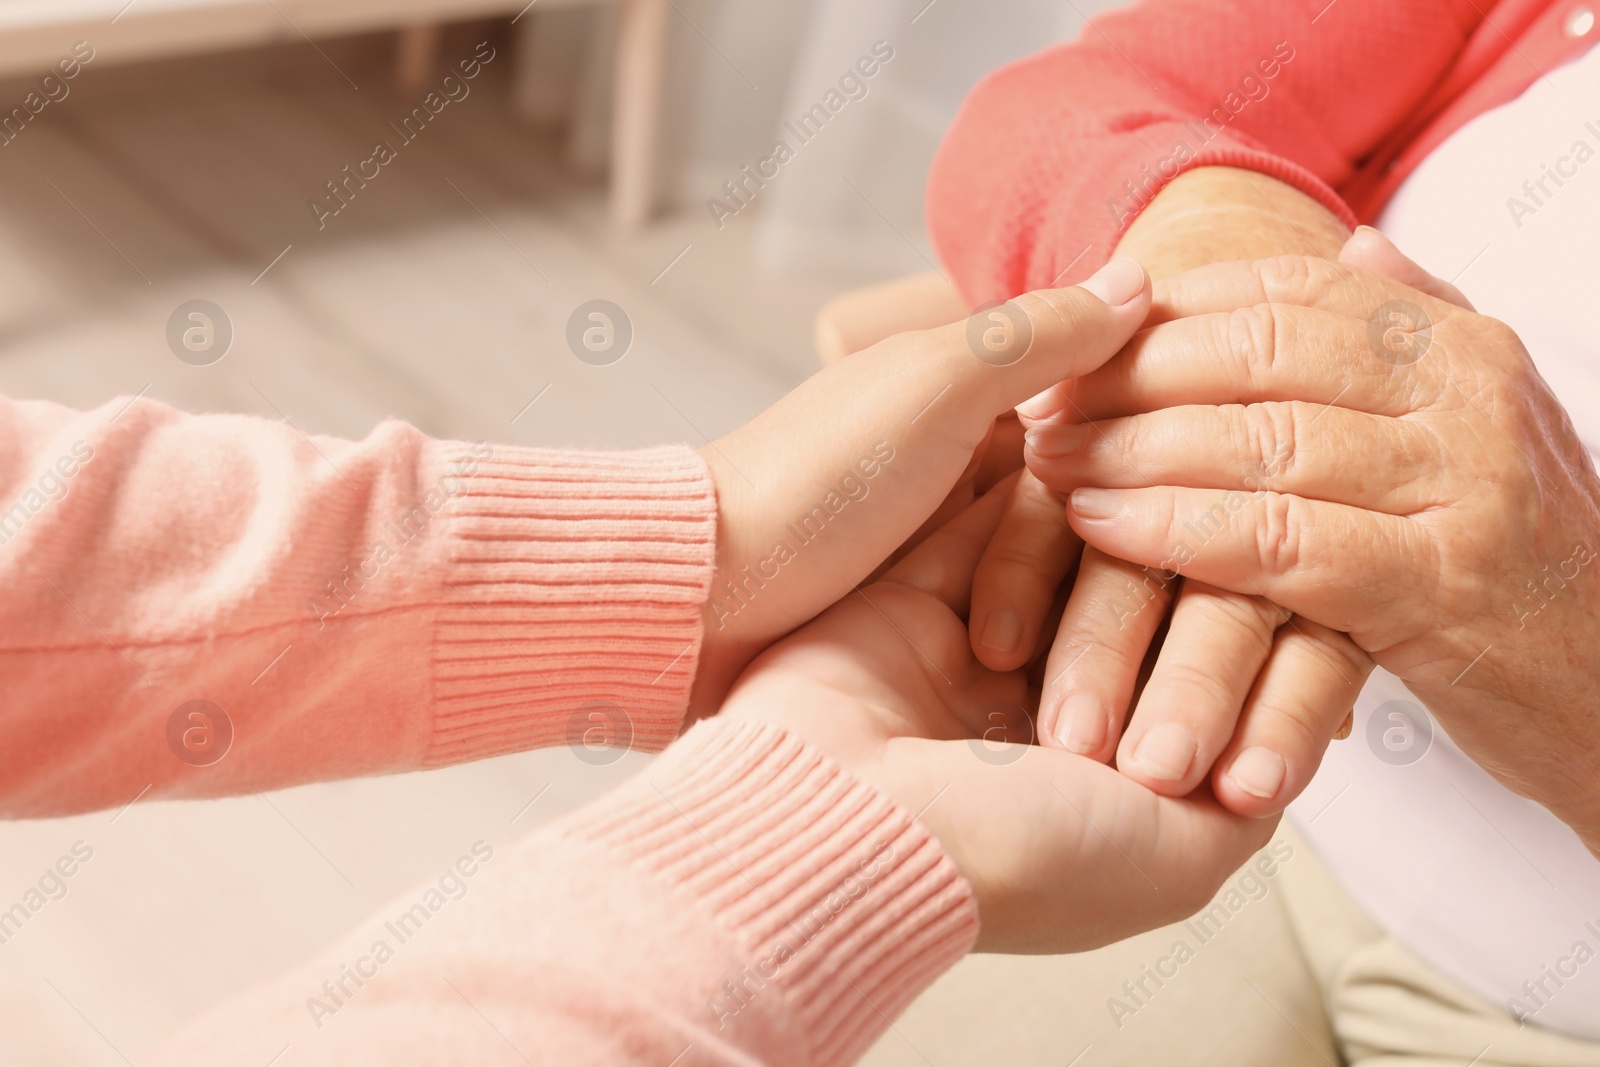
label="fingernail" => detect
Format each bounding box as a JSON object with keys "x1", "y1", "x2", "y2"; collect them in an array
[
  {"x1": 1226, "y1": 746, "x2": 1286, "y2": 800},
  {"x1": 1025, "y1": 422, "x2": 1090, "y2": 458},
  {"x1": 1015, "y1": 384, "x2": 1065, "y2": 421},
  {"x1": 1078, "y1": 258, "x2": 1146, "y2": 307},
  {"x1": 979, "y1": 607, "x2": 1022, "y2": 653},
  {"x1": 1069, "y1": 487, "x2": 1122, "y2": 521},
  {"x1": 1056, "y1": 693, "x2": 1106, "y2": 754},
  {"x1": 1130, "y1": 723, "x2": 1196, "y2": 781}
]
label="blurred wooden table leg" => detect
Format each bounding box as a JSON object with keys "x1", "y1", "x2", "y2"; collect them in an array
[
  {"x1": 396, "y1": 21, "x2": 442, "y2": 94},
  {"x1": 610, "y1": 0, "x2": 668, "y2": 229}
]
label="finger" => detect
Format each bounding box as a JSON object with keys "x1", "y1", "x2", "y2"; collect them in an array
[
  {"x1": 974, "y1": 413, "x2": 1024, "y2": 493},
  {"x1": 1338, "y1": 227, "x2": 1475, "y2": 311},
  {"x1": 1116, "y1": 583, "x2": 1287, "y2": 796},
  {"x1": 1024, "y1": 401, "x2": 1441, "y2": 515},
  {"x1": 909, "y1": 737, "x2": 1275, "y2": 954},
  {"x1": 813, "y1": 269, "x2": 970, "y2": 365},
  {"x1": 1067, "y1": 303, "x2": 1435, "y2": 422},
  {"x1": 712, "y1": 261, "x2": 1146, "y2": 633},
  {"x1": 885, "y1": 471, "x2": 1016, "y2": 613},
  {"x1": 1066, "y1": 485, "x2": 1431, "y2": 641},
  {"x1": 1037, "y1": 546, "x2": 1175, "y2": 759},
  {"x1": 1143, "y1": 253, "x2": 1461, "y2": 329},
  {"x1": 969, "y1": 469, "x2": 1080, "y2": 671},
  {"x1": 869, "y1": 418, "x2": 998, "y2": 585},
  {"x1": 904, "y1": 257, "x2": 1151, "y2": 436},
  {"x1": 1213, "y1": 619, "x2": 1374, "y2": 817}
]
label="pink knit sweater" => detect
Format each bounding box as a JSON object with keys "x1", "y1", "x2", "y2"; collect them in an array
[{"x1": 0, "y1": 394, "x2": 978, "y2": 1065}]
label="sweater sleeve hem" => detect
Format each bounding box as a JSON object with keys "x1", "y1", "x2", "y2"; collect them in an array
[
  {"x1": 565, "y1": 718, "x2": 980, "y2": 1066},
  {"x1": 1035, "y1": 135, "x2": 1360, "y2": 299},
  {"x1": 423, "y1": 442, "x2": 718, "y2": 767},
  {"x1": 1113, "y1": 140, "x2": 1361, "y2": 247}
]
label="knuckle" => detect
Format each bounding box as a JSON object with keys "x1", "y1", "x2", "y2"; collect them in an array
[
  {"x1": 1252, "y1": 694, "x2": 1328, "y2": 755},
  {"x1": 1254, "y1": 492, "x2": 1305, "y2": 574},
  {"x1": 1015, "y1": 469, "x2": 1070, "y2": 513},
  {"x1": 1226, "y1": 305, "x2": 1281, "y2": 388},
  {"x1": 1453, "y1": 315, "x2": 1529, "y2": 393},
  {"x1": 1253, "y1": 255, "x2": 1316, "y2": 303},
  {"x1": 985, "y1": 539, "x2": 1059, "y2": 577},
  {"x1": 1154, "y1": 490, "x2": 1187, "y2": 557},
  {"x1": 1253, "y1": 254, "x2": 1349, "y2": 306},
  {"x1": 1117, "y1": 413, "x2": 1156, "y2": 461},
  {"x1": 1480, "y1": 314, "x2": 1524, "y2": 360},
  {"x1": 1206, "y1": 587, "x2": 1289, "y2": 636},
  {"x1": 1306, "y1": 624, "x2": 1374, "y2": 684},
  {"x1": 982, "y1": 534, "x2": 1074, "y2": 587},
  {"x1": 1238, "y1": 402, "x2": 1299, "y2": 485},
  {"x1": 1155, "y1": 658, "x2": 1244, "y2": 711}
]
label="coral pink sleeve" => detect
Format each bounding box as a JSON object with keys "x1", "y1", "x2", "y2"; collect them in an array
[
  {"x1": 926, "y1": 0, "x2": 1495, "y2": 304},
  {"x1": 0, "y1": 393, "x2": 717, "y2": 817},
  {"x1": 152, "y1": 720, "x2": 980, "y2": 1066}
]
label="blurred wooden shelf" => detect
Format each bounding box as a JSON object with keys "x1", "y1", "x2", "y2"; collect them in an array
[{"x1": 0, "y1": 0, "x2": 668, "y2": 227}]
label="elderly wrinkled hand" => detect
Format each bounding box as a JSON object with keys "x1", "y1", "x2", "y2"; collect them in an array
[{"x1": 1025, "y1": 230, "x2": 1600, "y2": 851}]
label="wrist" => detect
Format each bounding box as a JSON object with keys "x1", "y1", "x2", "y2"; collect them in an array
[
  {"x1": 1115, "y1": 166, "x2": 1350, "y2": 279},
  {"x1": 691, "y1": 441, "x2": 764, "y2": 718}
]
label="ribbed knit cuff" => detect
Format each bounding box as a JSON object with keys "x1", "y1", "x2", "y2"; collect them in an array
[
  {"x1": 1140, "y1": 138, "x2": 1361, "y2": 234},
  {"x1": 424, "y1": 443, "x2": 718, "y2": 766},
  {"x1": 567, "y1": 719, "x2": 979, "y2": 1066}
]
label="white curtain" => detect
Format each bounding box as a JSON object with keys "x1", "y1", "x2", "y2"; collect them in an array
[
  {"x1": 561, "y1": 0, "x2": 1128, "y2": 276},
  {"x1": 753, "y1": 0, "x2": 1107, "y2": 276},
  {"x1": 676, "y1": 0, "x2": 1127, "y2": 277}
]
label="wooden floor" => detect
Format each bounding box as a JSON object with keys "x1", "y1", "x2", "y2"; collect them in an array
[{"x1": 0, "y1": 24, "x2": 846, "y2": 445}]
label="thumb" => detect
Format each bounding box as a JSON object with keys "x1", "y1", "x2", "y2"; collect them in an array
[
  {"x1": 1338, "y1": 226, "x2": 1475, "y2": 311},
  {"x1": 948, "y1": 258, "x2": 1151, "y2": 427}
]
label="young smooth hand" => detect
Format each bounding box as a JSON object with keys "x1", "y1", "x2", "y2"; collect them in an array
[
  {"x1": 692, "y1": 258, "x2": 1150, "y2": 716},
  {"x1": 720, "y1": 479, "x2": 1275, "y2": 953}
]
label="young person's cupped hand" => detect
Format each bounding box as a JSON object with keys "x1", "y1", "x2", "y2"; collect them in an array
[
  {"x1": 720, "y1": 478, "x2": 1274, "y2": 952},
  {"x1": 691, "y1": 258, "x2": 1151, "y2": 716},
  {"x1": 1025, "y1": 231, "x2": 1600, "y2": 852}
]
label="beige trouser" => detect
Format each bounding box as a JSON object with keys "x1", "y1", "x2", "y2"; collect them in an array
[{"x1": 864, "y1": 825, "x2": 1600, "y2": 1066}]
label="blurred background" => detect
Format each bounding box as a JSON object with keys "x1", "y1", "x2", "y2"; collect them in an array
[{"x1": 0, "y1": 3, "x2": 1334, "y2": 1064}]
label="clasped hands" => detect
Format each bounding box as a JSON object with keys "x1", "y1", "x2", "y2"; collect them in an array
[{"x1": 692, "y1": 228, "x2": 1600, "y2": 953}]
